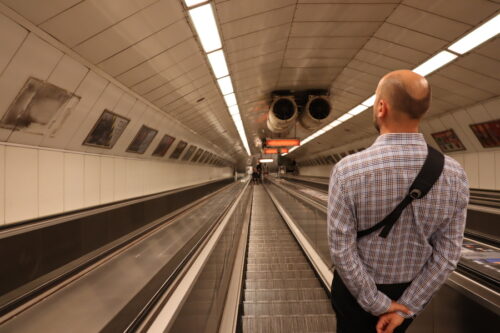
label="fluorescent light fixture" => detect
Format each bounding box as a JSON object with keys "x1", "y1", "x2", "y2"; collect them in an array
[
  {"x1": 224, "y1": 93, "x2": 237, "y2": 107},
  {"x1": 207, "y1": 50, "x2": 229, "y2": 78},
  {"x1": 185, "y1": 0, "x2": 208, "y2": 7},
  {"x1": 449, "y1": 14, "x2": 500, "y2": 54},
  {"x1": 217, "y1": 76, "x2": 233, "y2": 95},
  {"x1": 361, "y1": 95, "x2": 376, "y2": 107},
  {"x1": 325, "y1": 120, "x2": 342, "y2": 129},
  {"x1": 348, "y1": 104, "x2": 368, "y2": 116},
  {"x1": 229, "y1": 104, "x2": 239, "y2": 115},
  {"x1": 188, "y1": 4, "x2": 221, "y2": 53},
  {"x1": 413, "y1": 51, "x2": 457, "y2": 76},
  {"x1": 259, "y1": 158, "x2": 274, "y2": 163},
  {"x1": 337, "y1": 113, "x2": 354, "y2": 122}
]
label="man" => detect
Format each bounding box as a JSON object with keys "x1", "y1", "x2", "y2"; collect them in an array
[{"x1": 327, "y1": 70, "x2": 469, "y2": 333}]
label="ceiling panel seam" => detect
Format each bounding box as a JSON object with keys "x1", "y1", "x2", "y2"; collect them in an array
[
  {"x1": 35, "y1": 0, "x2": 86, "y2": 26},
  {"x1": 70, "y1": 0, "x2": 166, "y2": 49},
  {"x1": 94, "y1": 18, "x2": 189, "y2": 66}
]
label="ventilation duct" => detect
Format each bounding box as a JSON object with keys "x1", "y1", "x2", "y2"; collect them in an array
[
  {"x1": 299, "y1": 95, "x2": 331, "y2": 130},
  {"x1": 267, "y1": 96, "x2": 298, "y2": 133}
]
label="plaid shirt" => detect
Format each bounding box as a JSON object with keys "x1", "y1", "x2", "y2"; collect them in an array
[{"x1": 327, "y1": 133, "x2": 469, "y2": 316}]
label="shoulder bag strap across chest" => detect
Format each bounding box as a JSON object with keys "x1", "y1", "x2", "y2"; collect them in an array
[{"x1": 357, "y1": 144, "x2": 445, "y2": 239}]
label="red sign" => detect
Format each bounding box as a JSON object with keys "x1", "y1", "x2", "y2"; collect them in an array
[
  {"x1": 266, "y1": 138, "x2": 300, "y2": 147},
  {"x1": 263, "y1": 148, "x2": 278, "y2": 154},
  {"x1": 280, "y1": 148, "x2": 289, "y2": 153}
]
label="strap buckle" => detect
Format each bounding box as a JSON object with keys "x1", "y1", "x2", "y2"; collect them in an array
[{"x1": 409, "y1": 188, "x2": 422, "y2": 199}]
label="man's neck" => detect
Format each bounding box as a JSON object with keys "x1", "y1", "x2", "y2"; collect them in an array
[{"x1": 379, "y1": 126, "x2": 419, "y2": 135}]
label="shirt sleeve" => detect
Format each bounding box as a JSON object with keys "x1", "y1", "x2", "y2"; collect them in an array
[
  {"x1": 327, "y1": 166, "x2": 392, "y2": 316},
  {"x1": 397, "y1": 170, "x2": 469, "y2": 314}
]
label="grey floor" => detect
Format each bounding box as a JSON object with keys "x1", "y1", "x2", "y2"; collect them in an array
[{"x1": 241, "y1": 186, "x2": 336, "y2": 332}]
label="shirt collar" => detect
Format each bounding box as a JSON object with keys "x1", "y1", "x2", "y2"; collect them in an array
[{"x1": 372, "y1": 133, "x2": 426, "y2": 147}]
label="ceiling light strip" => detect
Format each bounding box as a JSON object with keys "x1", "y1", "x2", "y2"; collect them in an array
[
  {"x1": 187, "y1": 1, "x2": 251, "y2": 155},
  {"x1": 448, "y1": 13, "x2": 500, "y2": 55}
]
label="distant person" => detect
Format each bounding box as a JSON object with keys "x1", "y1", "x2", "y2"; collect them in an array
[
  {"x1": 252, "y1": 168, "x2": 259, "y2": 184},
  {"x1": 327, "y1": 70, "x2": 469, "y2": 333},
  {"x1": 256, "y1": 163, "x2": 262, "y2": 181}
]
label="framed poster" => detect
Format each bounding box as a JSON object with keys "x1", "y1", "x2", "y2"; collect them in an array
[
  {"x1": 191, "y1": 148, "x2": 203, "y2": 162},
  {"x1": 2, "y1": 77, "x2": 81, "y2": 135},
  {"x1": 169, "y1": 140, "x2": 188, "y2": 159},
  {"x1": 203, "y1": 153, "x2": 213, "y2": 164},
  {"x1": 83, "y1": 110, "x2": 130, "y2": 148},
  {"x1": 431, "y1": 129, "x2": 466, "y2": 152},
  {"x1": 182, "y1": 145, "x2": 196, "y2": 161},
  {"x1": 470, "y1": 119, "x2": 500, "y2": 148},
  {"x1": 325, "y1": 155, "x2": 335, "y2": 164},
  {"x1": 127, "y1": 125, "x2": 158, "y2": 154},
  {"x1": 199, "y1": 151, "x2": 210, "y2": 163},
  {"x1": 152, "y1": 134, "x2": 175, "y2": 157}
]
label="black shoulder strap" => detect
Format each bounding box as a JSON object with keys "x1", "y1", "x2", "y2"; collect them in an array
[{"x1": 357, "y1": 145, "x2": 444, "y2": 239}]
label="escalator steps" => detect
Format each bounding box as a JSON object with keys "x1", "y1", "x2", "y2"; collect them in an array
[{"x1": 242, "y1": 187, "x2": 335, "y2": 332}]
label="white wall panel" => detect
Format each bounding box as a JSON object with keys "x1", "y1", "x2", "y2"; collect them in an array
[
  {"x1": 39, "y1": 150, "x2": 64, "y2": 217},
  {"x1": 482, "y1": 97, "x2": 500, "y2": 119},
  {"x1": 48, "y1": 55, "x2": 89, "y2": 92},
  {"x1": 126, "y1": 159, "x2": 144, "y2": 198},
  {"x1": 41, "y1": 71, "x2": 108, "y2": 149},
  {"x1": 7, "y1": 54, "x2": 90, "y2": 146},
  {"x1": 100, "y1": 156, "x2": 114, "y2": 204},
  {"x1": 452, "y1": 109, "x2": 483, "y2": 152},
  {"x1": 463, "y1": 153, "x2": 479, "y2": 188},
  {"x1": 0, "y1": 33, "x2": 63, "y2": 114},
  {"x1": 0, "y1": 13, "x2": 28, "y2": 74},
  {"x1": 477, "y1": 152, "x2": 495, "y2": 189},
  {"x1": 84, "y1": 155, "x2": 100, "y2": 206},
  {"x1": 465, "y1": 103, "x2": 492, "y2": 124},
  {"x1": 5, "y1": 146, "x2": 38, "y2": 223},
  {"x1": 64, "y1": 153, "x2": 84, "y2": 211},
  {"x1": 113, "y1": 158, "x2": 127, "y2": 201},
  {"x1": 0, "y1": 34, "x2": 63, "y2": 141},
  {"x1": 0, "y1": 145, "x2": 4, "y2": 224},
  {"x1": 449, "y1": 153, "x2": 465, "y2": 170}
]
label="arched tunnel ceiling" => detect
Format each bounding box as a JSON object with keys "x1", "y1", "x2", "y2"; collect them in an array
[{"x1": 1, "y1": 0, "x2": 499, "y2": 164}]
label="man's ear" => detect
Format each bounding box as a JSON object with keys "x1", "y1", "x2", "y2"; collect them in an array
[{"x1": 377, "y1": 99, "x2": 388, "y2": 119}]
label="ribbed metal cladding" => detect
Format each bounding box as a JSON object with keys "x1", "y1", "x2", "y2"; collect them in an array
[{"x1": 241, "y1": 186, "x2": 336, "y2": 332}]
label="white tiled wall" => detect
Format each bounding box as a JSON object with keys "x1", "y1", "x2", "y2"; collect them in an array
[{"x1": 0, "y1": 143, "x2": 232, "y2": 225}]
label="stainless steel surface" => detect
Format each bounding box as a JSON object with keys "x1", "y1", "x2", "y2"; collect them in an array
[
  {"x1": 241, "y1": 186, "x2": 335, "y2": 332},
  {"x1": 299, "y1": 96, "x2": 332, "y2": 130},
  {"x1": 0, "y1": 183, "x2": 244, "y2": 333},
  {"x1": 267, "y1": 96, "x2": 298, "y2": 134},
  {"x1": 166, "y1": 183, "x2": 252, "y2": 333},
  {"x1": 265, "y1": 179, "x2": 331, "y2": 266}
]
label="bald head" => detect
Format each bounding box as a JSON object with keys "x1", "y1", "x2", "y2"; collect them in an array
[{"x1": 377, "y1": 70, "x2": 431, "y2": 119}]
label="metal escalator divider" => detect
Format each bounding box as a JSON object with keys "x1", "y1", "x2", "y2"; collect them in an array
[{"x1": 241, "y1": 187, "x2": 336, "y2": 332}]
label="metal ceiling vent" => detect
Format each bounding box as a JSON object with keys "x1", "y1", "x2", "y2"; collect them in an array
[
  {"x1": 299, "y1": 95, "x2": 331, "y2": 130},
  {"x1": 267, "y1": 96, "x2": 298, "y2": 133}
]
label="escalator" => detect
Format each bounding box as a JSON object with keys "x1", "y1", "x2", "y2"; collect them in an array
[{"x1": 241, "y1": 186, "x2": 335, "y2": 332}]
